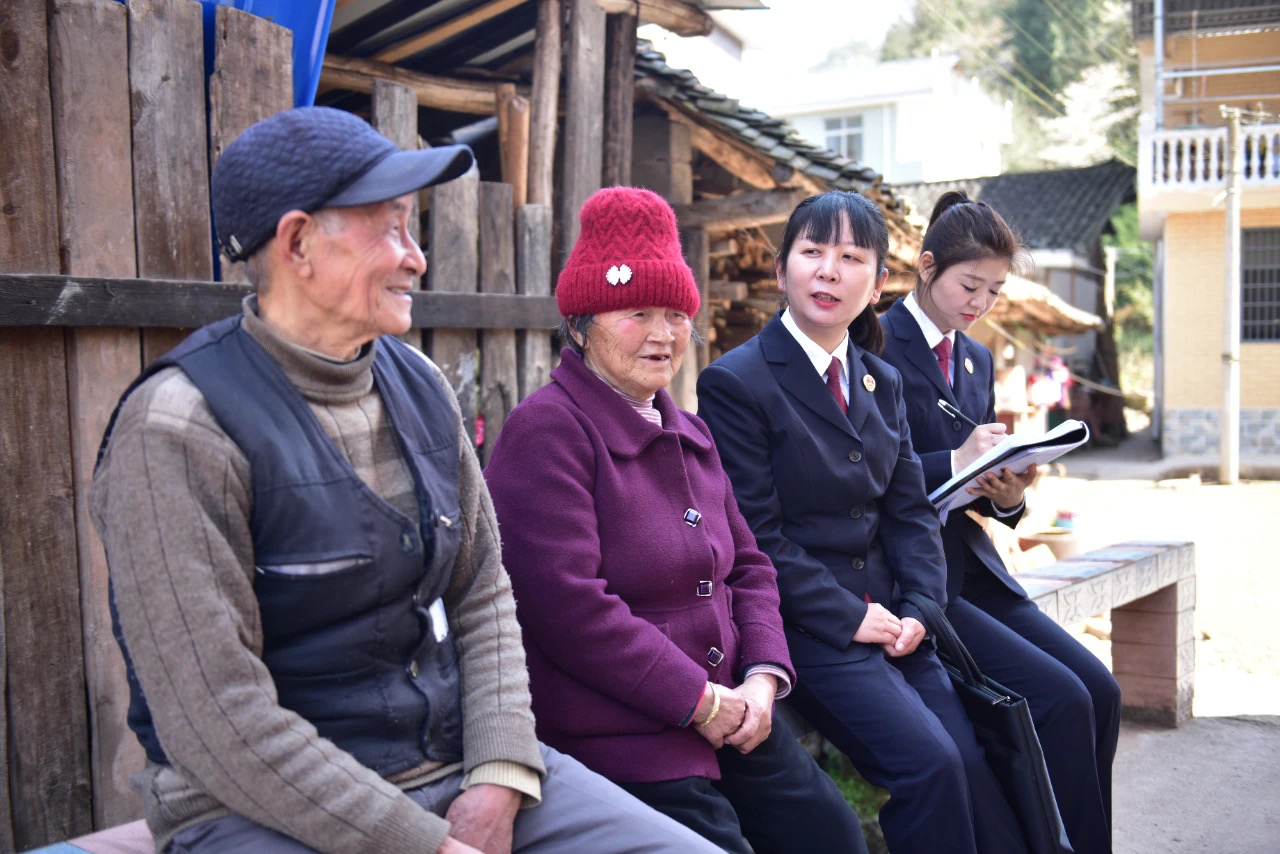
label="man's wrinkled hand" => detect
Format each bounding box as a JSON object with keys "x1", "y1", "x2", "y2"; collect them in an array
[{"x1": 443, "y1": 784, "x2": 521, "y2": 854}]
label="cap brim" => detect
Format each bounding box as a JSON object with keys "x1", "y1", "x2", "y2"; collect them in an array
[{"x1": 325, "y1": 144, "x2": 475, "y2": 207}]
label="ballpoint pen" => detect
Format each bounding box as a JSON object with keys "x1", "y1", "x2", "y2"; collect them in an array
[{"x1": 937, "y1": 399, "x2": 981, "y2": 430}]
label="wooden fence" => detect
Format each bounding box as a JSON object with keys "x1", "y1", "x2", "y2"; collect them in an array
[{"x1": 0, "y1": 0, "x2": 558, "y2": 848}]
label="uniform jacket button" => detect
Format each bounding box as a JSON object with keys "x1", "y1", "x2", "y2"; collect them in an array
[
  {"x1": 851, "y1": 557, "x2": 865, "y2": 570},
  {"x1": 952, "y1": 421, "x2": 962, "y2": 431},
  {"x1": 848, "y1": 450, "x2": 862, "y2": 462},
  {"x1": 849, "y1": 506, "x2": 862, "y2": 519}
]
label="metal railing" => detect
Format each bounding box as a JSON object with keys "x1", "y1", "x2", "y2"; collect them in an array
[{"x1": 1141, "y1": 123, "x2": 1280, "y2": 191}]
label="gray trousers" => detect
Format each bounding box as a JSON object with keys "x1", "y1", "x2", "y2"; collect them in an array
[{"x1": 167, "y1": 744, "x2": 725, "y2": 854}]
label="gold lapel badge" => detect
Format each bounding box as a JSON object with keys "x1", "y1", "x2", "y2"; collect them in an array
[
  {"x1": 862, "y1": 374, "x2": 876, "y2": 392},
  {"x1": 964, "y1": 357, "x2": 974, "y2": 374}
]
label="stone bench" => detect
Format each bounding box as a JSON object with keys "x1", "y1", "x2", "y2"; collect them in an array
[
  {"x1": 778, "y1": 538, "x2": 1198, "y2": 739},
  {"x1": 1017, "y1": 539, "x2": 1196, "y2": 727}
]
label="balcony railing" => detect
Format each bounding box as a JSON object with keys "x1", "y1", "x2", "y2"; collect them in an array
[{"x1": 1140, "y1": 124, "x2": 1280, "y2": 192}]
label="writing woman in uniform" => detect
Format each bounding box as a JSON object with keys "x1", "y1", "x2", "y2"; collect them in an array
[
  {"x1": 483, "y1": 187, "x2": 863, "y2": 854},
  {"x1": 697, "y1": 190, "x2": 1029, "y2": 854},
  {"x1": 879, "y1": 191, "x2": 1121, "y2": 854}
]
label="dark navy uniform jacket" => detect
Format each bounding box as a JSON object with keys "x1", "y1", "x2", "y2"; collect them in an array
[
  {"x1": 879, "y1": 298, "x2": 1027, "y2": 603},
  {"x1": 697, "y1": 311, "x2": 948, "y2": 667}
]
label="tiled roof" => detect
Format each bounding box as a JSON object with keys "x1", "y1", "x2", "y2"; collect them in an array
[
  {"x1": 894, "y1": 160, "x2": 1136, "y2": 255},
  {"x1": 633, "y1": 41, "x2": 911, "y2": 219}
]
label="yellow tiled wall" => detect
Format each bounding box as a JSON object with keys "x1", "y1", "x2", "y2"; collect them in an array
[{"x1": 1163, "y1": 207, "x2": 1280, "y2": 409}]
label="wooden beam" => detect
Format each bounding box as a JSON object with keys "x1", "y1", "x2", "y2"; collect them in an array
[
  {"x1": 496, "y1": 84, "x2": 530, "y2": 209},
  {"x1": 595, "y1": 0, "x2": 711, "y2": 37},
  {"x1": 427, "y1": 176, "x2": 480, "y2": 442},
  {"x1": 673, "y1": 189, "x2": 807, "y2": 232},
  {"x1": 0, "y1": 274, "x2": 562, "y2": 330},
  {"x1": 603, "y1": 12, "x2": 636, "y2": 187},
  {"x1": 635, "y1": 89, "x2": 777, "y2": 190},
  {"x1": 478, "y1": 183, "x2": 518, "y2": 465},
  {"x1": 322, "y1": 54, "x2": 522, "y2": 115},
  {"x1": 526, "y1": 0, "x2": 561, "y2": 207},
  {"x1": 373, "y1": 0, "x2": 528, "y2": 64},
  {"x1": 49, "y1": 0, "x2": 144, "y2": 829},
  {"x1": 515, "y1": 204, "x2": 554, "y2": 400},
  {"x1": 560, "y1": 0, "x2": 607, "y2": 267}
]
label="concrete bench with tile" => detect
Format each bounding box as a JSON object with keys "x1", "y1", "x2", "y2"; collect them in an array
[
  {"x1": 778, "y1": 539, "x2": 1198, "y2": 740},
  {"x1": 1016, "y1": 539, "x2": 1196, "y2": 727}
]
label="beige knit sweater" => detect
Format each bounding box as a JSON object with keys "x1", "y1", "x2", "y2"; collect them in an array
[{"x1": 91, "y1": 299, "x2": 543, "y2": 854}]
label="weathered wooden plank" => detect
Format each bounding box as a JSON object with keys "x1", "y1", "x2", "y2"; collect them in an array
[
  {"x1": 478, "y1": 184, "x2": 519, "y2": 465},
  {"x1": 602, "y1": 13, "x2": 636, "y2": 187},
  {"x1": 0, "y1": 0, "x2": 91, "y2": 846},
  {"x1": 673, "y1": 189, "x2": 808, "y2": 232},
  {"x1": 595, "y1": 0, "x2": 712, "y2": 37},
  {"x1": 516, "y1": 204, "x2": 555, "y2": 401},
  {"x1": 631, "y1": 113, "x2": 692, "y2": 205},
  {"x1": 681, "y1": 226, "x2": 710, "y2": 370},
  {"x1": 372, "y1": 77, "x2": 425, "y2": 349},
  {"x1": 209, "y1": 5, "x2": 292, "y2": 283},
  {"x1": 0, "y1": 534, "x2": 9, "y2": 849},
  {"x1": 0, "y1": 274, "x2": 561, "y2": 330},
  {"x1": 496, "y1": 84, "x2": 530, "y2": 210},
  {"x1": 373, "y1": 0, "x2": 527, "y2": 64},
  {"x1": 559, "y1": 0, "x2": 606, "y2": 268},
  {"x1": 634, "y1": 90, "x2": 777, "y2": 191},
  {"x1": 527, "y1": 0, "x2": 561, "y2": 208},
  {"x1": 128, "y1": 0, "x2": 212, "y2": 366},
  {"x1": 48, "y1": 0, "x2": 143, "y2": 828},
  {"x1": 427, "y1": 176, "x2": 480, "y2": 442},
  {"x1": 321, "y1": 54, "x2": 517, "y2": 116}
]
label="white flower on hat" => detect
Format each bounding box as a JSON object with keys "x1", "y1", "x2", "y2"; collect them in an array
[{"x1": 605, "y1": 264, "x2": 633, "y2": 286}]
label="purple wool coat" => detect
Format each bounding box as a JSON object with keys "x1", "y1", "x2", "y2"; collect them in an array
[{"x1": 484, "y1": 350, "x2": 794, "y2": 783}]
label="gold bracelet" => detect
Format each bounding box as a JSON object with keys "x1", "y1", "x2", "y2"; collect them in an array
[{"x1": 694, "y1": 684, "x2": 721, "y2": 727}]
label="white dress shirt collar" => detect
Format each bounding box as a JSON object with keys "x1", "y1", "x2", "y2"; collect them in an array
[
  {"x1": 781, "y1": 307, "x2": 851, "y2": 384},
  {"x1": 904, "y1": 292, "x2": 956, "y2": 352}
]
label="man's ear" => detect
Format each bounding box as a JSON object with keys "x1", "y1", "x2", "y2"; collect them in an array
[{"x1": 273, "y1": 210, "x2": 316, "y2": 277}]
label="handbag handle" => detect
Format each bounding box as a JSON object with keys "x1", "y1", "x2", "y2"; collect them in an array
[{"x1": 901, "y1": 590, "x2": 983, "y2": 687}]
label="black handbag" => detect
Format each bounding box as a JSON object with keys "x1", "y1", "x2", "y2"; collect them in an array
[{"x1": 902, "y1": 591, "x2": 1074, "y2": 854}]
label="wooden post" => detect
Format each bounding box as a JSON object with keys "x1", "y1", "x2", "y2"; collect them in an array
[
  {"x1": 209, "y1": 5, "x2": 293, "y2": 283},
  {"x1": 497, "y1": 84, "x2": 530, "y2": 210},
  {"x1": 527, "y1": 0, "x2": 561, "y2": 209},
  {"x1": 670, "y1": 227, "x2": 709, "y2": 410},
  {"x1": 427, "y1": 175, "x2": 480, "y2": 444},
  {"x1": 373, "y1": 77, "x2": 423, "y2": 349},
  {"x1": 0, "y1": 0, "x2": 93, "y2": 845},
  {"x1": 631, "y1": 113, "x2": 692, "y2": 204},
  {"x1": 516, "y1": 204, "x2": 555, "y2": 400},
  {"x1": 559, "y1": 0, "x2": 606, "y2": 268},
  {"x1": 602, "y1": 13, "x2": 636, "y2": 187},
  {"x1": 478, "y1": 184, "x2": 519, "y2": 464},
  {"x1": 128, "y1": 0, "x2": 213, "y2": 363},
  {"x1": 49, "y1": 0, "x2": 143, "y2": 828}
]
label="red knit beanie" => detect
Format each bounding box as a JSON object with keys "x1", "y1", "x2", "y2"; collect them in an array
[{"x1": 556, "y1": 186, "x2": 701, "y2": 318}]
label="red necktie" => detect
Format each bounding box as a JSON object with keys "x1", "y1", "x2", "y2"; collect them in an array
[
  {"x1": 825, "y1": 358, "x2": 848, "y2": 415},
  {"x1": 933, "y1": 338, "x2": 952, "y2": 387}
]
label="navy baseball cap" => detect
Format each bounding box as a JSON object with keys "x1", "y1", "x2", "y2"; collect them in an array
[{"x1": 212, "y1": 106, "x2": 474, "y2": 261}]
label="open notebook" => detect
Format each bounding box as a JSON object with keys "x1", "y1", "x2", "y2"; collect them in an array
[{"x1": 928, "y1": 419, "x2": 1090, "y2": 524}]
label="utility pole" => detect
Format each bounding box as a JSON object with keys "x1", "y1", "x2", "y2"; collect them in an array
[
  {"x1": 1220, "y1": 106, "x2": 1242, "y2": 484},
  {"x1": 1154, "y1": 0, "x2": 1165, "y2": 129}
]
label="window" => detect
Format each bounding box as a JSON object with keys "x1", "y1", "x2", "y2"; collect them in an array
[
  {"x1": 824, "y1": 114, "x2": 863, "y2": 163},
  {"x1": 1243, "y1": 228, "x2": 1280, "y2": 342}
]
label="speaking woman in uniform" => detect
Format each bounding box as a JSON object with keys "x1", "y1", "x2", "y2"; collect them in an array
[
  {"x1": 697, "y1": 190, "x2": 1027, "y2": 854},
  {"x1": 878, "y1": 190, "x2": 1121, "y2": 853}
]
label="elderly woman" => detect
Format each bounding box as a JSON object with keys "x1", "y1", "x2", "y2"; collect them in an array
[{"x1": 484, "y1": 187, "x2": 864, "y2": 854}]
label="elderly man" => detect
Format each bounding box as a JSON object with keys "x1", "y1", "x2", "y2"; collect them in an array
[{"x1": 91, "y1": 107, "x2": 721, "y2": 854}]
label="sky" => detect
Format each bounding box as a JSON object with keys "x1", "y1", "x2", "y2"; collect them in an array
[{"x1": 639, "y1": 0, "x2": 914, "y2": 107}]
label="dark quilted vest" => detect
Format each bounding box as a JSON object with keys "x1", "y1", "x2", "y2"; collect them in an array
[{"x1": 100, "y1": 316, "x2": 465, "y2": 776}]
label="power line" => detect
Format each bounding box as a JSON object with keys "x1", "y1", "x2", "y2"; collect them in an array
[{"x1": 1038, "y1": 0, "x2": 1132, "y2": 68}]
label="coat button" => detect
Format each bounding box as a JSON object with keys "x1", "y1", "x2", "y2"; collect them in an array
[
  {"x1": 849, "y1": 506, "x2": 862, "y2": 519},
  {"x1": 952, "y1": 421, "x2": 962, "y2": 431},
  {"x1": 696, "y1": 580, "x2": 713, "y2": 597},
  {"x1": 851, "y1": 557, "x2": 865, "y2": 570},
  {"x1": 848, "y1": 450, "x2": 862, "y2": 462},
  {"x1": 409, "y1": 661, "x2": 420, "y2": 679},
  {"x1": 683, "y1": 508, "x2": 702, "y2": 527},
  {"x1": 707, "y1": 647, "x2": 724, "y2": 666}
]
